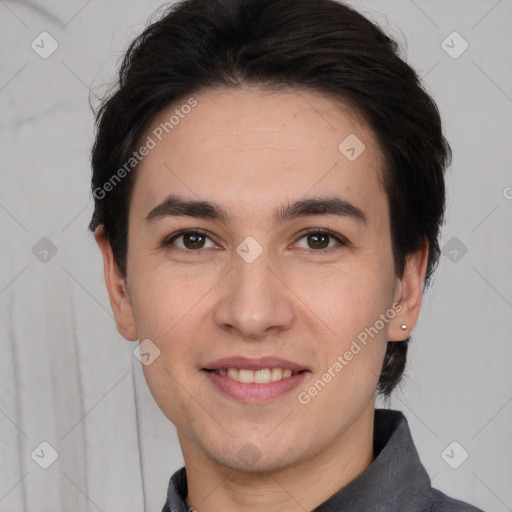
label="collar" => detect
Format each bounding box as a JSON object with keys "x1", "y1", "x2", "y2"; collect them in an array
[{"x1": 162, "y1": 408, "x2": 434, "y2": 512}]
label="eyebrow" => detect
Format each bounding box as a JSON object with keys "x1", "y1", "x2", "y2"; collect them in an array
[{"x1": 145, "y1": 194, "x2": 367, "y2": 226}]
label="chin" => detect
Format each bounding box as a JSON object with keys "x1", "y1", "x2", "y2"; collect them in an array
[
  {"x1": 200, "y1": 433, "x2": 310, "y2": 474},
  {"x1": 215, "y1": 449, "x2": 303, "y2": 474}
]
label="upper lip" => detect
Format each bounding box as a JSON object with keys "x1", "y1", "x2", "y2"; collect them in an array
[{"x1": 203, "y1": 356, "x2": 309, "y2": 372}]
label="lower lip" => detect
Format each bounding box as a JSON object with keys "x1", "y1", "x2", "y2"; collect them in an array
[{"x1": 202, "y1": 370, "x2": 310, "y2": 403}]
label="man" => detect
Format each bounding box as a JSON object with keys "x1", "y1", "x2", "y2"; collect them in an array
[{"x1": 89, "y1": 0, "x2": 484, "y2": 510}]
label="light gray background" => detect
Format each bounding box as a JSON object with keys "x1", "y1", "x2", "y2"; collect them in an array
[{"x1": 1, "y1": 1, "x2": 511, "y2": 511}]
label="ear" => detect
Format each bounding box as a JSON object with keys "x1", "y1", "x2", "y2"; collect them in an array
[
  {"x1": 94, "y1": 225, "x2": 138, "y2": 341},
  {"x1": 388, "y1": 238, "x2": 429, "y2": 342}
]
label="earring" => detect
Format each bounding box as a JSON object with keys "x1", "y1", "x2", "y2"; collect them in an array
[{"x1": 400, "y1": 324, "x2": 407, "y2": 331}]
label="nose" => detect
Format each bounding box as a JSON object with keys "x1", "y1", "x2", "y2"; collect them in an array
[{"x1": 213, "y1": 249, "x2": 295, "y2": 340}]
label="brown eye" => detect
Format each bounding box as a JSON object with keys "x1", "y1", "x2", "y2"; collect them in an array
[
  {"x1": 182, "y1": 232, "x2": 206, "y2": 249},
  {"x1": 306, "y1": 233, "x2": 330, "y2": 249},
  {"x1": 164, "y1": 229, "x2": 216, "y2": 251},
  {"x1": 295, "y1": 229, "x2": 347, "y2": 252}
]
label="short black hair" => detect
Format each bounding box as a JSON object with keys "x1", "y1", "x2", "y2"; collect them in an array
[{"x1": 89, "y1": 0, "x2": 451, "y2": 397}]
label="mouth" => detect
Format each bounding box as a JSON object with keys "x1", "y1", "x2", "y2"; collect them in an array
[
  {"x1": 203, "y1": 367, "x2": 306, "y2": 384},
  {"x1": 201, "y1": 356, "x2": 310, "y2": 402}
]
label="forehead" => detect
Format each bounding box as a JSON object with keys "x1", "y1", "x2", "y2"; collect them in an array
[{"x1": 131, "y1": 87, "x2": 387, "y2": 224}]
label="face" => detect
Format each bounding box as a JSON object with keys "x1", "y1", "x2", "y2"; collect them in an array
[{"x1": 98, "y1": 87, "x2": 426, "y2": 473}]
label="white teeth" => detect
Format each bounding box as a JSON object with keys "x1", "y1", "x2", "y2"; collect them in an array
[
  {"x1": 254, "y1": 369, "x2": 272, "y2": 383},
  {"x1": 271, "y1": 368, "x2": 283, "y2": 381},
  {"x1": 239, "y1": 369, "x2": 254, "y2": 383},
  {"x1": 214, "y1": 367, "x2": 298, "y2": 383},
  {"x1": 227, "y1": 368, "x2": 239, "y2": 380}
]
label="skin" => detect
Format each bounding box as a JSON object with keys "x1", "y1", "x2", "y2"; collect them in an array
[{"x1": 96, "y1": 87, "x2": 428, "y2": 512}]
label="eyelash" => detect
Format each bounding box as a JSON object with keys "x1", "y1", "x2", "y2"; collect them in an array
[{"x1": 162, "y1": 228, "x2": 348, "y2": 254}]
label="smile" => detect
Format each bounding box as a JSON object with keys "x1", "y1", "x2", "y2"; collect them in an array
[{"x1": 207, "y1": 367, "x2": 301, "y2": 384}]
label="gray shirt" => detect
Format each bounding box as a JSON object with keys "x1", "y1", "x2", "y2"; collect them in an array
[{"x1": 161, "y1": 408, "x2": 484, "y2": 512}]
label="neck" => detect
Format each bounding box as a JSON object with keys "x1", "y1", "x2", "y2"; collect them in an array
[{"x1": 179, "y1": 403, "x2": 375, "y2": 512}]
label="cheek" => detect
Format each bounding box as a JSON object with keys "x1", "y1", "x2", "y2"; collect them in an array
[
  {"x1": 303, "y1": 266, "x2": 392, "y2": 387},
  {"x1": 128, "y1": 260, "x2": 208, "y2": 338},
  {"x1": 133, "y1": 267, "x2": 210, "y2": 428},
  {"x1": 304, "y1": 264, "x2": 392, "y2": 335}
]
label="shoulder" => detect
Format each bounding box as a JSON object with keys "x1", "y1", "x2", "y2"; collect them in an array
[{"x1": 430, "y1": 488, "x2": 486, "y2": 512}]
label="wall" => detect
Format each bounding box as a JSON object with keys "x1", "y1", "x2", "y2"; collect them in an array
[{"x1": 0, "y1": 1, "x2": 511, "y2": 510}]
